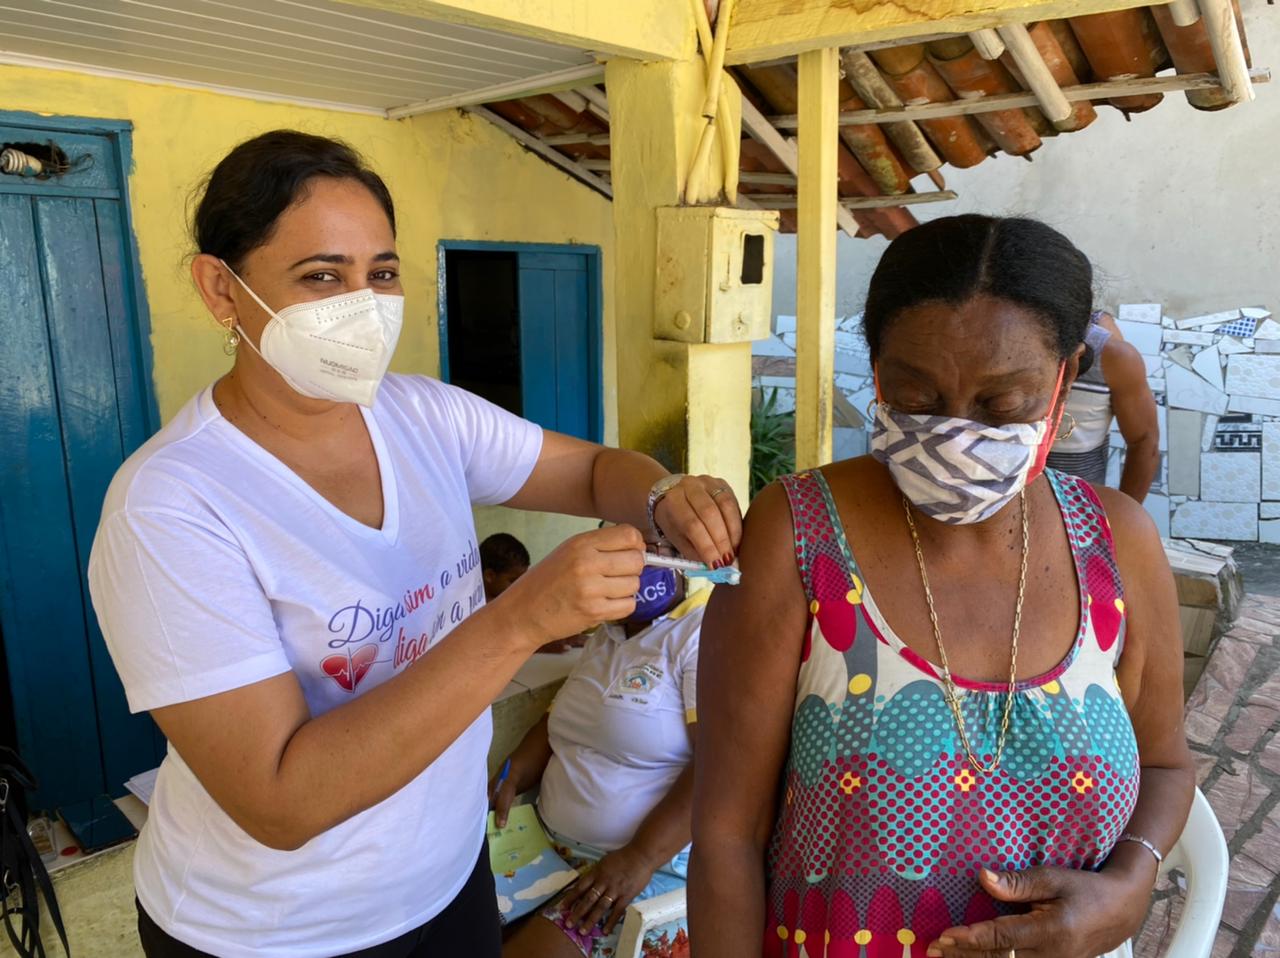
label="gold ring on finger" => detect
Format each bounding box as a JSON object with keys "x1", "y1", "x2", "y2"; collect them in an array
[{"x1": 710, "y1": 486, "x2": 729, "y2": 498}]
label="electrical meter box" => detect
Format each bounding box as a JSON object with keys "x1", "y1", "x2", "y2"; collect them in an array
[{"x1": 654, "y1": 206, "x2": 780, "y2": 344}]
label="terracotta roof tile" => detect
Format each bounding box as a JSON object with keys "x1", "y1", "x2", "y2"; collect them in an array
[{"x1": 484, "y1": 3, "x2": 1254, "y2": 241}]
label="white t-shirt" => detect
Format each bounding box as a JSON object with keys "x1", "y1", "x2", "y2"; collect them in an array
[
  {"x1": 87, "y1": 374, "x2": 542, "y2": 957},
  {"x1": 537, "y1": 595, "x2": 704, "y2": 852}
]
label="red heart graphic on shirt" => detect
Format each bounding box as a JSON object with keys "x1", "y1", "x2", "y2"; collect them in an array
[{"x1": 321, "y1": 645, "x2": 379, "y2": 693}]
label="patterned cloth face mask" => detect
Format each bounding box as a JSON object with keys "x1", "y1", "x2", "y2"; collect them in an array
[{"x1": 870, "y1": 364, "x2": 1066, "y2": 525}]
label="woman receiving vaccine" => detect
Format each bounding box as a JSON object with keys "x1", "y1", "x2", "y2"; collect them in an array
[
  {"x1": 691, "y1": 216, "x2": 1191, "y2": 958},
  {"x1": 87, "y1": 130, "x2": 741, "y2": 958}
]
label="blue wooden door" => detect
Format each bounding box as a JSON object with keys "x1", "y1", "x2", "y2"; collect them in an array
[
  {"x1": 516, "y1": 250, "x2": 600, "y2": 442},
  {"x1": 0, "y1": 118, "x2": 162, "y2": 815}
]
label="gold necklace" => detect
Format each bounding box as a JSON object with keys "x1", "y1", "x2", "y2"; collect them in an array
[{"x1": 901, "y1": 489, "x2": 1029, "y2": 774}]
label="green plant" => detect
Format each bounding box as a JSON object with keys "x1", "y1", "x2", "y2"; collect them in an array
[{"x1": 750, "y1": 387, "x2": 796, "y2": 499}]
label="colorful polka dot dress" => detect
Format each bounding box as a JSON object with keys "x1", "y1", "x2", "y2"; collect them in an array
[{"x1": 764, "y1": 469, "x2": 1139, "y2": 958}]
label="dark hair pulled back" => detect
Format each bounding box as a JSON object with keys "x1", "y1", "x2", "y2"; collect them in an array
[
  {"x1": 862, "y1": 215, "x2": 1093, "y2": 366},
  {"x1": 480, "y1": 533, "x2": 531, "y2": 575},
  {"x1": 192, "y1": 130, "x2": 396, "y2": 270}
]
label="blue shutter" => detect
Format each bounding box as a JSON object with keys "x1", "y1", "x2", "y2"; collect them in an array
[
  {"x1": 0, "y1": 119, "x2": 162, "y2": 813},
  {"x1": 517, "y1": 251, "x2": 600, "y2": 441}
]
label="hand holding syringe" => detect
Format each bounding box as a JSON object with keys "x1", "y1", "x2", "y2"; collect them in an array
[{"x1": 643, "y1": 552, "x2": 741, "y2": 586}]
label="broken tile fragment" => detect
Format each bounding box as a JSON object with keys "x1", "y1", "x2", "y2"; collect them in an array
[
  {"x1": 1241, "y1": 307, "x2": 1271, "y2": 320},
  {"x1": 1202, "y1": 414, "x2": 1221, "y2": 452},
  {"x1": 1255, "y1": 319, "x2": 1280, "y2": 340},
  {"x1": 1118, "y1": 320, "x2": 1163, "y2": 356},
  {"x1": 1266, "y1": 423, "x2": 1280, "y2": 500},
  {"x1": 1201, "y1": 453, "x2": 1261, "y2": 503},
  {"x1": 1229, "y1": 395, "x2": 1280, "y2": 417},
  {"x1": 1166, "y1": 364, "x2": 1229, "y2": 415},
  {"x1": 1176, "y1": 310, "x2": 1240, "y2": 330},
  {"x1": 1225, "y1": 355, "x2": 1280, "y2": 399},
  {"x1": 1168, "y1": 409, "x2": 1202, "y2": 497},
  {"x1": 1118, "y1": 303, "x2": 1162, "y2": 324},
  {"x1": 1171, "y1": 501, "x2": 1258, "y2": 540},
  {"x1": 1144, "y1": 493, "x2": 1171, "y2": 537},
  {"x1": 1191, "y1": 345, "x2": 1224, "y2": 390},
  {"x1": 753, "y1": 335, "x2": 794, "y2": 358},
  {"x1": 1219, "y1": 337, "x2": 1253, "y2": 355},
  {"x1": 1163, "y1": 330, "x2": 1216, "y2": 346},
  {"x1": 1220, "y1": 316, "x2": 1258, "y2": 338}
]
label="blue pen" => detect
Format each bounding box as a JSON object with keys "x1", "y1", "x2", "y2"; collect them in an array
[{"x1": 493, "y1": 758, "x2": 513, "y2": 827}]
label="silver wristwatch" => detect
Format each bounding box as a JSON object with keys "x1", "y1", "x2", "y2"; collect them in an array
[{"x1": 646, "y1": 474, "x2": 687, "y2": 543}]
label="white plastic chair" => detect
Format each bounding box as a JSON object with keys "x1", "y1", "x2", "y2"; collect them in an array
[
  {"x1": 614, "y1": 790, "x2": 1226, "y2": 958},
  {"x1": 616, "y1": 888, "x2": 687, "y2": 958},
  {"x1": 1150, "y1": 787, "x2": 1229, "y2": 958}
]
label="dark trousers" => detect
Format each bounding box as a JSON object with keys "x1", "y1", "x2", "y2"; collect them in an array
[{"x1": 136, "y1": 842, "x2": 501, "y2": 958}]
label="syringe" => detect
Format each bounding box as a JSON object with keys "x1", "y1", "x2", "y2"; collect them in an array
[{"x1": 644, "y1": 552, "x2": 741, "y2": 586}]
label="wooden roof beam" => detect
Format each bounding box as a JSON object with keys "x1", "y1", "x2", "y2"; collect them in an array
[
  {"x1": 746, "y1": 189, "x2": 958, "y2": 210},
  {"x1": 389, "y1": 63, "x2": 602, "y2": 118},
  {"x1": 1200, "y1": 0, "x2": 1255, "y2": 103},
  {"x1": 463, "y1": 105, "x2": 613, "y2": 198},
  {"x1": 766, "y1": 67, "x2": 1272, "y2": 128},
  {"x1": 725, "y1": 0, "x2": 1156, "y2": 65},
  {"x1": 740, "y1": 96, "x2": 861, "y2": 238}
]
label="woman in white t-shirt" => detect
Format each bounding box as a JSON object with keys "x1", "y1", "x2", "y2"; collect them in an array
[
  {"x1": 491, "y1": 553, "x2": 702, "y2": 958},
  {"x1": 87, "y1": 130, "x2": 743, "y2": 958}
]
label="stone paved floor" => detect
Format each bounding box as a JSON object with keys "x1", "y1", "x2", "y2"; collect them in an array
[{"x1": 1135, "y1": 593, "x2": 1280, "y2": 958}]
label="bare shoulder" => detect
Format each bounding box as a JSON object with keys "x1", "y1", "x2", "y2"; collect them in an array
[
  {"x1": 1091, "y1": 484, "x2": 1170, "y2": 582},
  {"x1": 817, "y1": 455, "x2": 893, "y2": 506},
  {"x1": 729, "y1": 479, "x2": 803, "y2": 597},
  {"x1": 704, "y1": 478, "x2": 807, "y2": 646},
  {"x1": 1101, "y1": 335, "x2": 1148, "y2": 384}
]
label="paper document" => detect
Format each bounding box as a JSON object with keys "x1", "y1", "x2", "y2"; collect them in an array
[
  {"x1": 488, "y1": 804, "x2": 577, "y2": 924},
  {"x1": 124, "y1": 767, "x2": 159, "y2": 806}
]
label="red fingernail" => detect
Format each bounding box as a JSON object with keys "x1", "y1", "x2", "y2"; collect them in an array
[
  {"x1": 724, "y1": 552, "x2": 734, "y2": 565},
  {"x1": 711, "y1": 559, "x2": 722, "y2": 569}
]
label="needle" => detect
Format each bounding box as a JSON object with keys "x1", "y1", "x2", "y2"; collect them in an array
[{"x1": 644, "y1": 553, "x2": 741, "y2": 586}]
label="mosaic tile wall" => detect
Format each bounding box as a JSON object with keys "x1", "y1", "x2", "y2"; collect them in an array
[{"x1": 752, "y1": 305, "x2": 1280, "y2": 543}]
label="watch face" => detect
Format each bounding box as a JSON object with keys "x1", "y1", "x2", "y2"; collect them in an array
[{"x1": 655, "y1": 475, "x2": 683, "y2": 495}]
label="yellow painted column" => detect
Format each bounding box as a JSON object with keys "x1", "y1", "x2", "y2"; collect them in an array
[
  {"x1": 794, "y1": 47, "x2": 839, "y2": 472},
  {"x1": 606, "y1": 57, "x2": 753, "y2": 504}
]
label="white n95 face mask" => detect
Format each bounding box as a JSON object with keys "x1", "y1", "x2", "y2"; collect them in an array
[{"x1": 222, "y1": 261, "x2": 404, "y2": 407}]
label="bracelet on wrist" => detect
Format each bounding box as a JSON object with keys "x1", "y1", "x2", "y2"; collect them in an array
[
  {"x1": 1115, "y1": 833, "x2": 1164, "y2": 866},
  {"x1": 646, "y1": 474, "x2": 686, "y2": 543}
]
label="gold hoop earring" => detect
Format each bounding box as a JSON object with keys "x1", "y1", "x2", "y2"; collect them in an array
[
  {"x1": 222, "y1": 319, "x2": 241, "y2": 356},
  {"x1": 1056, "y1": 412, "x2": 1077, "y2": 441}
]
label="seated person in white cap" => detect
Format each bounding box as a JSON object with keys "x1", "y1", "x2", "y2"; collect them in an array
[{"x1": 492, "y1": 548, "x2": 702, "y2": 958}]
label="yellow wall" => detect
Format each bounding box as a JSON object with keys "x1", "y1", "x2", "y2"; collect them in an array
[{"x1": 0, "y1": 64, "x2": 616, "y2": 560}]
